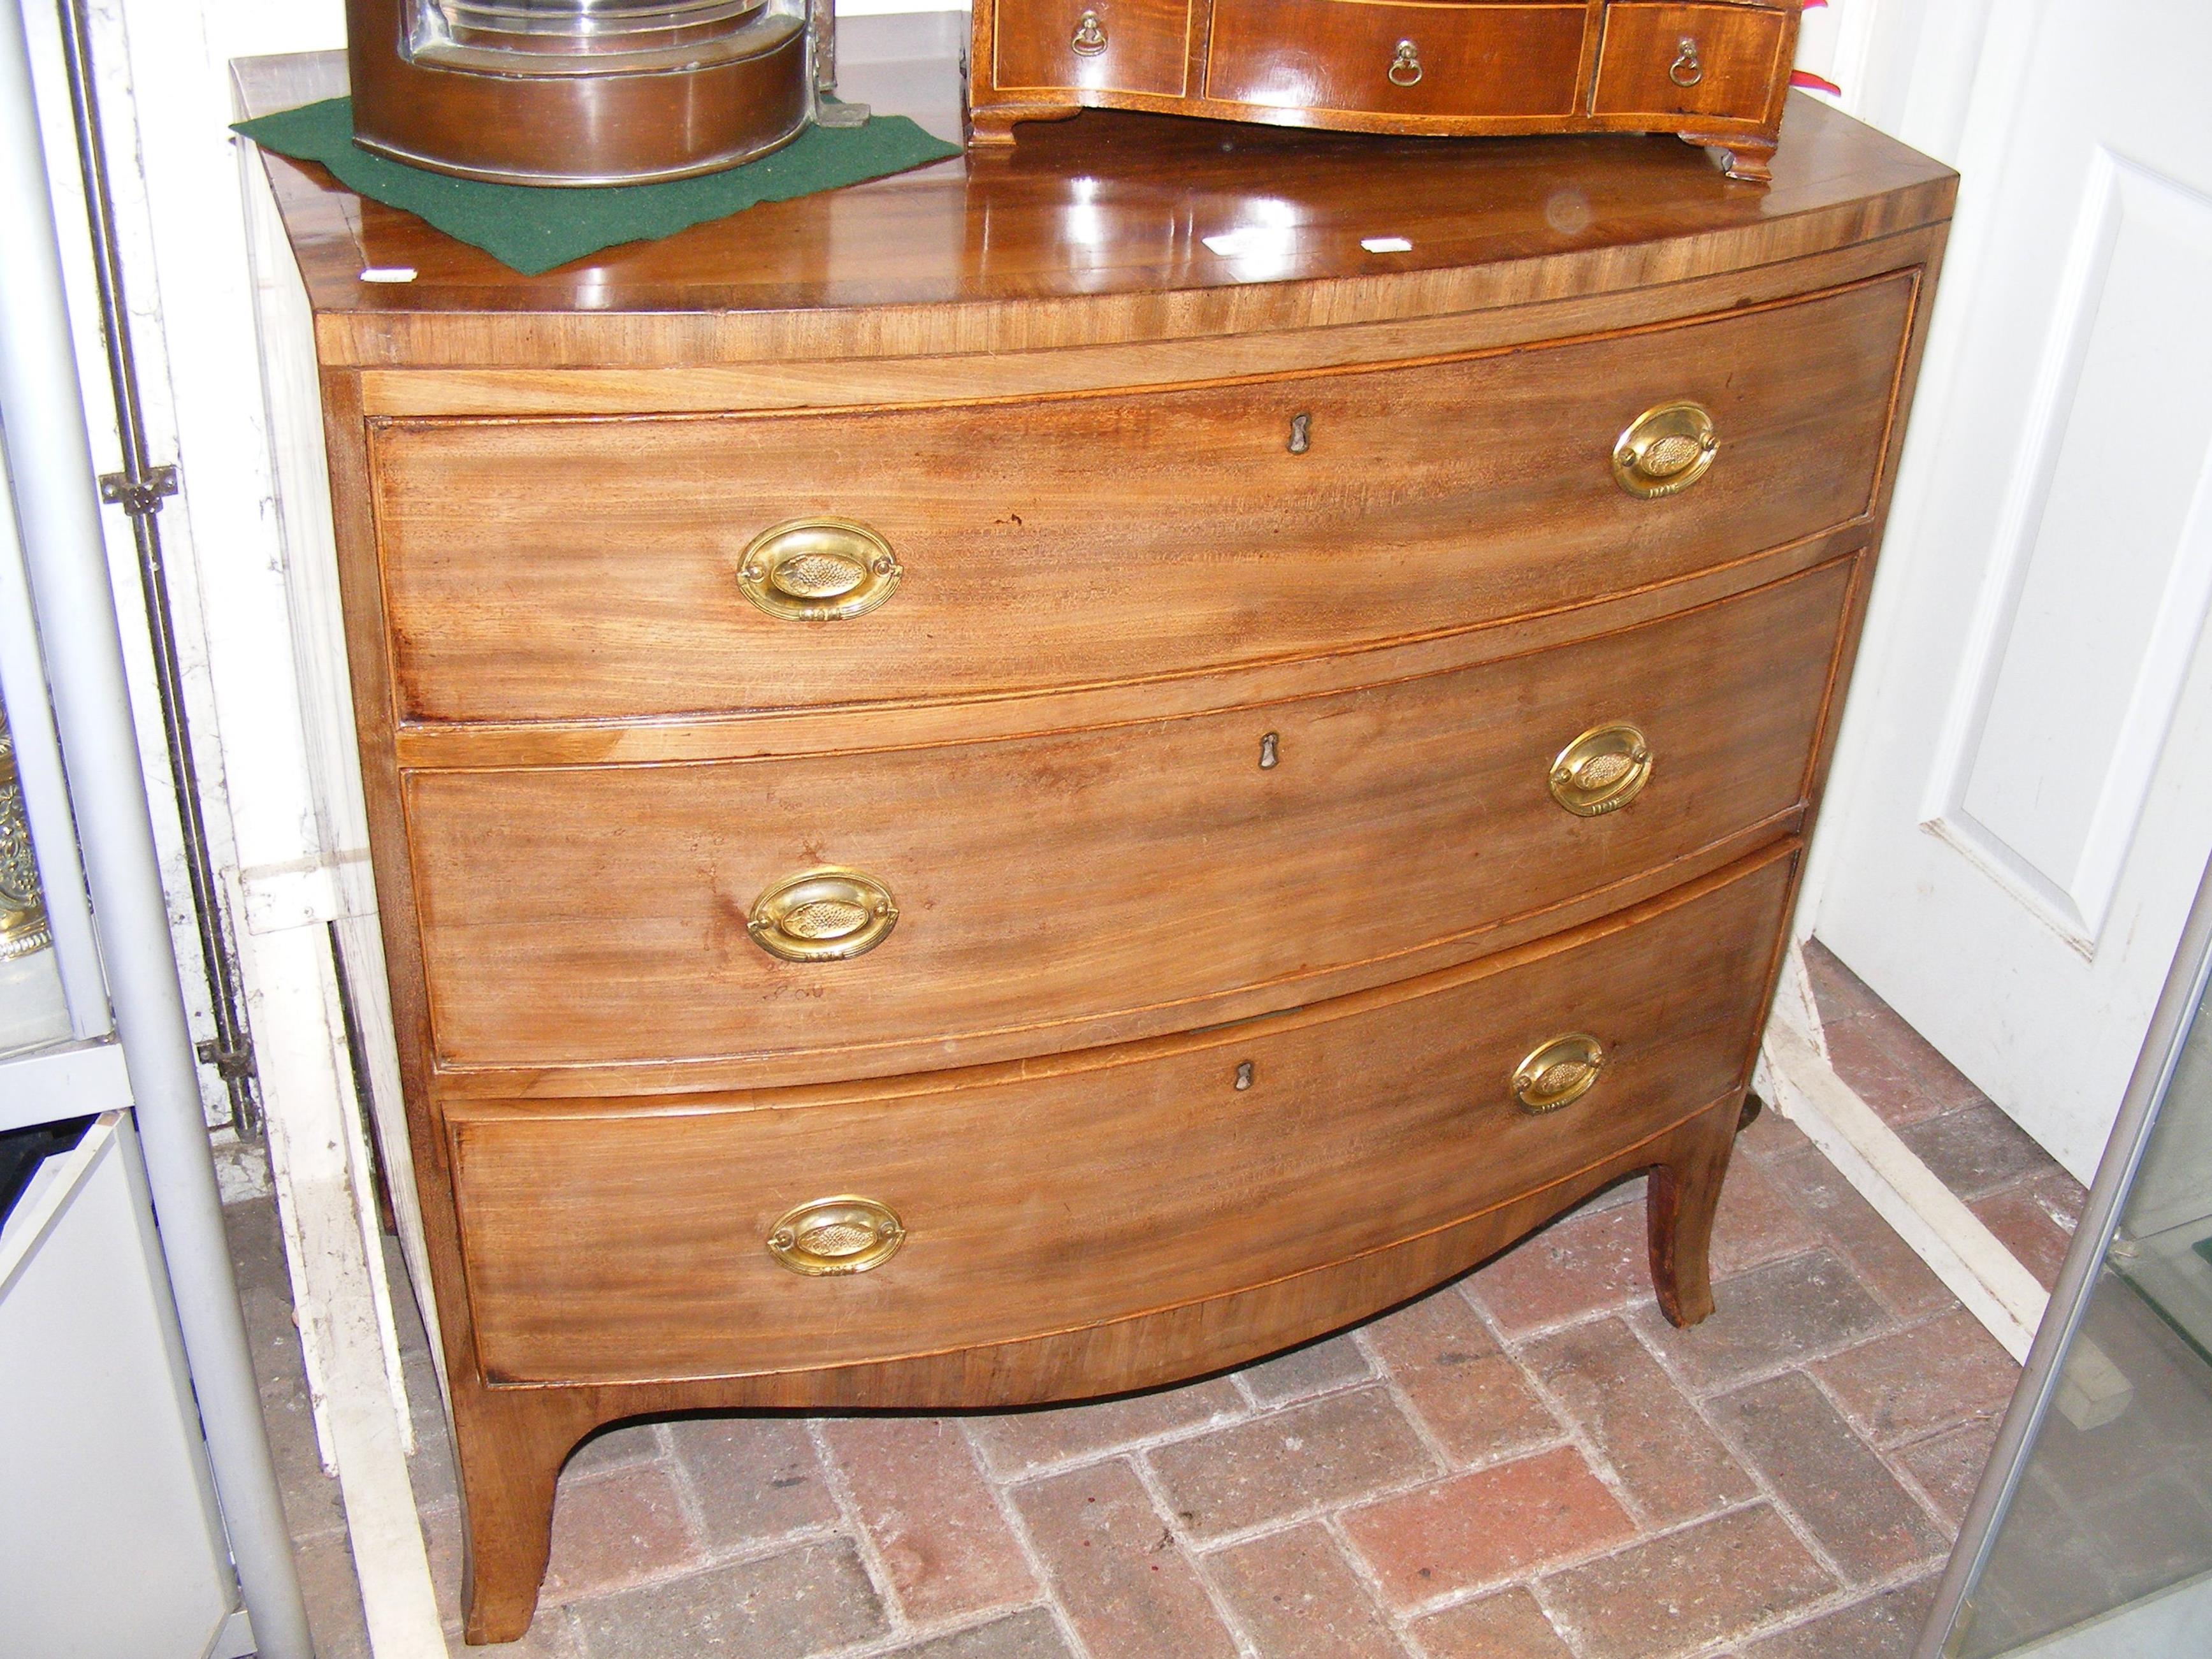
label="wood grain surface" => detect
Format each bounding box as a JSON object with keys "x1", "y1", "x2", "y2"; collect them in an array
[
  {"x1": 971, "y1": 0, "x2": 1797, "y2": 159},
  {"x1": 256, "y1": 91, "x2": 1951, "y2": 366},
  {"x1": 1203, "y1": 1, "x2": 1588, "y2": 119},
  {"x1": 370, "y1": 275, "x2": 1908, "y2": 724},
  {"x1": 403, "y1": 559, "x2": 1850, "y2": 1082},
  {"x1": 441, "y1": 1092, "x2": 1747, "y2": 1641},
  {"x1": 449, "y1": 846, "x2": 1793, "y2": 1384},
  {"x1": 1592, "y1": 2, "x2": 1789, "y2": 124},
  {"x1": 994, "y1": 0, "x2": 1195, "y2": 94},
  {"x1": 256, "y1": 87, "x2": 1955, "y2": 1643}
]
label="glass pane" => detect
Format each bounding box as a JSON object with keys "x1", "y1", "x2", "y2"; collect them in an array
[
  {"x1": 411, "y1": 0, "x2": 769, "y2": 61},
  {"x1": 0, "y1": 696, "x2": 70, "y2": 1060},
  {"x1": 1954, "y1": 973, "x2": 2212, "y2": 1655}
]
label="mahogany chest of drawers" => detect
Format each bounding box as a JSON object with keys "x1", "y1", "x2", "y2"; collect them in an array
[
  {"x1": 261, "y1": 92, "x2": 1953, "y2": 1642},
  {"x1": 969, "y1": 0, "x2": 1800, "y2": 180}
]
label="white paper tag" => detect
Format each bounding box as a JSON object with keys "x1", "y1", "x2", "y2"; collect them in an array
[
  {"x1": 1202, "y1": 227, "x2": 1297, "y2": 260},
  {"x1": 358, "y1": 266, "x2": 417, "y2": 284},
  {"x1": 1360, "y1": 236, "x2": 1413, "y2": 254}
]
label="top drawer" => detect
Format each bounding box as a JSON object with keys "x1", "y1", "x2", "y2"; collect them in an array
[
  {"x1": 1591, "y1": 3, "x2": 1790, "y2": 125},
  {"x1": 368, "y1": 275, "x2": 1914, "y2": 725},
  {"x1": 1203, "y1": 0, "x2": 1587, "y2": 120},
  {"x1": 992, "y1": 0, "x2": 1192, "y2": 95}
]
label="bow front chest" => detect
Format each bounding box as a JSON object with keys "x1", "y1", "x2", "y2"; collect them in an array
[{"x1": 259, "y1": 88, "x2": 1952, "y2": 1643}]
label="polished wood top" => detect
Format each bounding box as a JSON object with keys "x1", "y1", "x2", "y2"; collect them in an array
[{"x1": 245, "y1": 48, "x2": 1951, "y2": 366}]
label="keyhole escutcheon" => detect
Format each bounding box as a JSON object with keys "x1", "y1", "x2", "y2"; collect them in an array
[
  {"x1": 1288, "y1": 412, "x2": 1311, "y2": 454},
  {"x1": 1259, "y1": 732, "x2": 1280, "y2": 770},
  {"x1": 1234, "y1": 1061, "x2": 1255, "y2": 1090}
]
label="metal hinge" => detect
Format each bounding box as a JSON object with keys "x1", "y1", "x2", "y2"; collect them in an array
[
  {"x1": 98, "y1": 463, "x2": 178, "y2": 517},
  {"x1": 196, "y1": 1036, "x2": 257, "y2": 1082}
]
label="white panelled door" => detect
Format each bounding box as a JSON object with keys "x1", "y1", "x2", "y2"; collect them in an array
[{"x1": 1813, "y1": 0, "x2": 2212, "y2": 1181}]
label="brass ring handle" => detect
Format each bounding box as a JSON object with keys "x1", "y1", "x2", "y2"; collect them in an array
[
  {"x1": 1549, "y1": 721, "x2": 1653, "y2": 817},
  {"x1": 748, "y1": 868, "x2": 899, "y2": 963},
  {"x1": 1513, "y1": 1034, "x2": 1605, "y2": 1115},
  {"x1": 1612, "y1": 400, "x2": 1718, "y2": 498},
  {"x1": 767, "y1": 1196, "x2": 906, "y2": 1275},
  {"x1": 1669, "y1": 36, "x2": 1703, "y2": 87},
  {"x1": 737, "y1": 518, "x2": 902, "y2": 621},
  {"x1": 1388, "y1": 39, "x2": 1422, "y2": 86},
  {"x1": 1071, "y1": 9, "x2": 1107, "y2": 55}
]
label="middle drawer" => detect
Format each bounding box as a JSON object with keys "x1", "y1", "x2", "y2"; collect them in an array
[{"x1": 405, "y1": 558, "x2": 1851, "y2": 1085}]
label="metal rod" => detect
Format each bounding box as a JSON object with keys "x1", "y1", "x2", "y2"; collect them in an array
[
  {"x1": 1915, "y1": 854, "x2": 2212, "y2": 1656},
  {"x1": 54, "y1": 0, "x2": 260, "y2": 1134},
  {"x1": 0, "y1": 1, "x2": 311, "y2": 1651}
]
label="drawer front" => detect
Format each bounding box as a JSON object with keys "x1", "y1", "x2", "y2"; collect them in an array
[
  {"x1": 407, "y1": 560, "x2": 1850, "y2": 1078},
  {"x1": 370, "y1": 275, "x2": 1912, "y2": 724},
  {"x1": 1591, "y1": 3, "x2": 1789, "y2": 123},
  {"x1": 1203, "y1": 0, "x2": 1587, "y2": 120},
  {"x1": 993, "y1": 0, "x2": 1190, "y2": 94},
  {"x1": 451, "y1": 850, "x2": 1794, "y2": 1384}
]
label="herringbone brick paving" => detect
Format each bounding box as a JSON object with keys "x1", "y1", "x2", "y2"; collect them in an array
[{"x1": 235, "y1": 943, "x2": 2075, "y2": 1659}]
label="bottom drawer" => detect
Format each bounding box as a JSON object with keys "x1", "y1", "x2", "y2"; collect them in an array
[{"x1": 451, "y1": 848, "x2": 1796, "y2": 1385}]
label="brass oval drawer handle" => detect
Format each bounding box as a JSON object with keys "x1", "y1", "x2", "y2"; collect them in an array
[
  {"x1": 1071, "y1": 9, "x2": 1107, "y2": 55},
  {"x1": 737, "y1": 518, "x2": 902, "y2": 621},
  {"x1": 1612, "y1": 400, "x2": 1718, "y2": 498},
  {"x1": 748, "y1": 867, "x2": 899, "y2": 963},
  {"x1": 1549, "y1": 721, "x2": 1653, "y2": 818},
  {"x1": 1389, "y1": 39, "x2": 1422, "y2": 87},
  {"x1": 1670, "y1": 36, "x2": 1704, "y2": 88},
  {"x1": 768, "y1": 1196, "x2": 906, "y2": 1275},
  {"x1": 1513, "y1": 1034, "x2": 1605, "y2": 1115}
]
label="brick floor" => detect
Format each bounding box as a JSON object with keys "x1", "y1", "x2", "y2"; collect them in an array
[
  {"x1": 259, "y1": 1171, "x2": 2023, "y2": 1659},
  {"x1": 235, "y1": 939, "x2": 2070, "y2": 1658},
  {"x1": 1802, "y1": 940, "x2": 2089, "y2": 1264},
  {"x1": 1203, "y1": 1524, "x2": 1403, "y2": 1658},
  {"x1": 820, "y1": 1417, "x2": 1038, "y2": 1623}
]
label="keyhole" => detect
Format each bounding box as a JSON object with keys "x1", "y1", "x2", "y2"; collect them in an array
[
  {"x1": 1234, "y1": 1061, "x2": 1254, "y2": 1090},
  {"x1": 1259, "y1": 732, "x2": 1280, "y2": 769},
  {"x1": 1287, "y1": 412, "x2": 1311, "y2": 454}
]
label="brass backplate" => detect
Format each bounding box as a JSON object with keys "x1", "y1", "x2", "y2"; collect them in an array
[
  {"x1": 0, "y1": 721, "x2": 51, "y2": 961},
  {"x1": 737, "y1": 517, "x2": 902, "y2": 621},
  {"x1": 767, "y1": 1196, "x2": 906, "y2": 1276},
  {"x1": 1512, "y1": 1033, "x2": 1605, "y2": 1114},
  {"x1": 1549, "y1": 721, "x2": 1653, "y2": 818},
  {"x1": 1612, "y1": 400, "x2": 1718, "y2": 499},
  {"x1": 748, "y1": 867, "x2": 899, "y2": 963}
]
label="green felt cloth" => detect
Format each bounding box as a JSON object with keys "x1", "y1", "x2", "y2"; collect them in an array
[{"x1": 235, "y1": 96, "x2": 958, "y2": 275}]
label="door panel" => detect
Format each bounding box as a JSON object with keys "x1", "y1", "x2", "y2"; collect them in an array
[
  {"x1": 1814, "y1": 0, "x2": 2212, "y2": 1179},
  {"x1": 1946, "y1": 152, "x2": 2212, "y2": 946}
]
